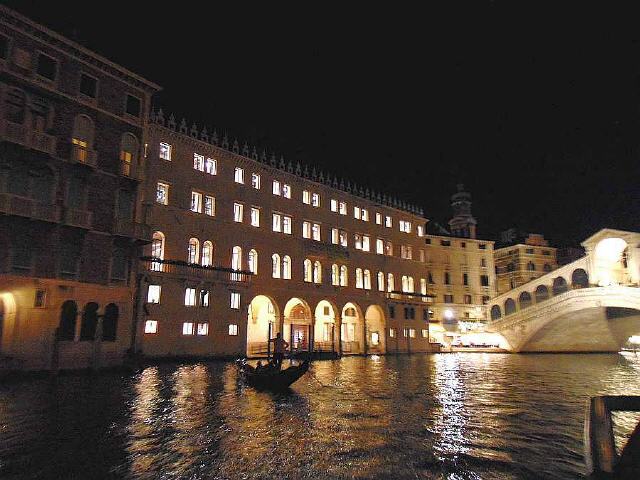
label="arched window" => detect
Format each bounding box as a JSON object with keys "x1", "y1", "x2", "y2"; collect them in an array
[
  {"x1": 200, "y1": 241, "x2": 213, "y2": 267},
  {"x1": 151, "y1": 231, "x2": 164, "y2": 271},
  {"x1": 304, "y1": 259, "x2": 312, "y2": 282},
  {"x1": 58, "y1": 300, "x2": 77, "y2": 340},
  {"x1": 385, "y1": 241, "x2": 393, "y2": 256},
  {"x1": 103, "y1": 303, "x2": 119, "y2": 341},
  {"x1": 80, "y1": 302, "x2": 99, "y2": 341},
  {"x1": 504, "y1": 298, "x2": 516, "y2": 315},
  {"x1": 401, "y1": 275, "x2": 408, "y2": 292},
  {"x1": 332, "y1": 264, "x2": 339, "y2": 286},
  {"x1": 420, "y1": 278, "x2": 427, "y2": 295},
  {"x1": 527, "y1": 261, "x2": 535, "y2": 271},
  {"x1": 272, "y1": 254, "x2": 281, "y2": 278},
  {"x1": 519, "y1": 291, "x2": 532, "y2": 309},
  {"x1": 552, "y1": 277, "x2": 568, "y2": 295},
  {"x1": 187, "y1": 238, "x2": 200, "y2": 264},
  {"x1": 387, "y1": 273, "x2": 395, "y2": 292},
  {"x1": 231, "y1": 246, "x2": 242, "y2": 271},
  {"x1": 340, "y1": 265, "x2": 348, "y2": 286},
  {"x1": 378, "y1": 271, "x2": 385, "y2": 291},
  {"x1": 408, "y1": 276, "x2": 414, "y2": 293},
  {"x1": 363, "y1": 269, "x2": 371, "y2": 289},
  {"x1": 120, "y1": 133, "x2": 138, "y2": 176},
  {"x1": 571, "y1": 268, "x2": 589, "y2": 288},
  {"x1": 248, "y1": 249, "x2": 258, "y2": 274},
  {"x1": 355, "y1": 268, "x2": 364, "y2": 288},
  {"x1": 72, "y1": 114, "x2": 94, "y2": 162},
  {"x1": 282, "y1": 255, "x2": 291, "y2": 279},
  {"x1": 490, "y1": 305, "x2": 502, "y2": 320},
  {"x1": 535, "y1": 284, "x2": 549, "y2": 302},
  {"x1": 313, "y1": 261, "x2": 322, "y2": 284}
]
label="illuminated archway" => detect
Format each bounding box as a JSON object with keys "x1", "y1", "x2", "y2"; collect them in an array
[
  {"x1": 365, "y1": 304, "x2": 386, "y2": 354},
  {"x1": 341, "y1": 302, "x2": 364, "y2": 354},
  {"x1": 0, "y1": 292, "x2": 17, "y2": 355},
  {"x1": 283, "y1": 297, "x2": 312, "y2": 353},
  {"x1": 246, "y1": 295, "x2": 279, "y2": 357},
  {"x1": 314, "y1": 300, "x2": 338, "y2": 353},
  {"x1": 593, "y1": 237, "x2": 628, "y2": 286}
]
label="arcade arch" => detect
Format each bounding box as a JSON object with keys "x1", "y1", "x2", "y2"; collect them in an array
[
  {"x1": 364, "y1": 304, "x2": 386, "y2": 354},
  {"x1": 341, "y1": 302, "x2": 364, "y2": 354},
  {"x1": 314, "y1": 300, "x2": 338, "y2": 352},
  {"x1": 246, "y1": 295, "x2": 279, "y2": 357},
  {"x1": 283, "y1": 297, "x2": 312, "y2": 353}
]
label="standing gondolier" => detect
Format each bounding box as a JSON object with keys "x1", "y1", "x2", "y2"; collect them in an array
[{"x1": 269, "y1": 332, "x2": 289, "y2": 370}]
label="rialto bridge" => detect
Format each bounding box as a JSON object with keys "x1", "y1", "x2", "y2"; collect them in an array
[{"x1": 487, "y1": 229, "x2": 640, "y2": 352}]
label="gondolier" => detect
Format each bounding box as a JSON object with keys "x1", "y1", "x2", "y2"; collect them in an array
[{"x1": 270, "y1": 332, "x2": 289, "y2": 369}]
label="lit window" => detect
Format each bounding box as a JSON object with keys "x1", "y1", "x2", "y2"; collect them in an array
[
  {"x1": 187, "y1": 238, "x2": 199, "y2": 264},
  {"x1": 272, "y1": 180, "x2": 281, "y2": 195},
  {"x1": 282, "y1": 255, "x2": 291, "y2": 279},
  {"x1": 355, "y1": 234, "x2": 362, "y2": 250},
  {"x1": 330, "y1": 199, "x2": 338, "y2": 212},
  {"x1": 282, "y1": 184, "x2": 291, "y2": 198},
  {"x1": 312, "y1": 223, "x2": 321, "y2": 241},
  {"x1": 419, "y1": 249, "x2": 425, "y2": 262},
  {"x1": 331, "y1": 264, "x2": 339, "y2": 285},
  {"x1": 409, "y1": 328, "x2": 416, "y2": 338},
  {"x1": 362, "y1": 209, "x2": 369, "y2": 222},
  {"x1": 376, "y1": 239, "x2": 384, "y2": 255},
  {"x1": 283, "y1": 216, "x2": 292, "y2": 235},
  {"x1": 205, "y1": 157, "x2": 217, "y2": 175},
  {"x1": 233, "y1": 203, "x2": 243, "y2": 222},
  {"x1": 303, "y1": 221, "x2": 311, "y2": 239},
  {"x1": 331, "y1": 228, "x2": 339, "y2": 244},
  {"x1": 248, "y1": 249, "x2": 258, "y2": 274},
  {"x1": 184, "y1": 288, "x2": 196, "y2": 306},
  {"x1": 156, "y1": 182, "x2": 169, "y2": 205},
  {"x1": 339, "y1": 230, "x2": 348, "y2": 247},
  {"x1": 356, "y1": 268, "x2": 364, "y2": 289},
  {"x1": 354, "y1": 206, "x2": 361, "y2": 219},
  {"x1": 417, "y1": 225, "x2": 424, "y2": 237},
  {"x1": 272, "y1": 254, "x2": 281, "y2": 278},
  {"x1": 377, "y1": 272, "x2": 385, "y2": 291},
  {"x1": 250, "y1": 207, "x2": 260, "y2": 227},
  {"x1": 421, "y1": 329, "x2": 428, "y2": 338},
  {"x1": 182, "y1": 322, "x2": 194, "y2": 335},
  {"x1": 200, "y1": 289, "x2": 210, "y2": 307},
  {"x1": 339, "y1": 202, "x2": 347, "y2": 215},
  {"x1": 303, "y1": 190, "x2": 311, "y2": 204},
  {"x1": 197, "y1": 323, "x2": 209, "y2": 335},
  {"x1": 362, "y1": 235, "x2": 370, "y2": 252},
  {"x1": 385, "y1": 216, "x2": 392, "y2": 228},
  {"x1": 147, "y1": 284, "x2": 161, "y2": 304},
  {"x1": 231, "y1": 246, "x2": 242, "y2": 272},
  {"x1": 272, "y1": 213, "x2": 282, "y2": 232},
  {"x1": 313, "y1": 261, "x2": 322, "y2": 284},
  {"x1": 304, "y1": 259, "x2": 312, "y2": 282},
  {"x1": 202, "y1": 241, "x2": 213, "y2": 266},
  {"x1": 234, "y1": 167, "x2": 244, "y2": 184},
  {"x1": 387, "y1": 273, "x2": 395, "y2": 292},
  {"x1": 144, "y1": 320, "x2": 158, "y2": 334},
  {"x1": 191, "y1": 191, "x2": 203, "y2": 213},
  {"x1": 159, "y1": 142, "x2": 172, "y2": 161},
  {"x1": 230, "y1": 292, "x2": 240, "y2": 309},
  {"x1": 229, "y1": 324, "x2": 238, "y2": 336},
  {"x1": 389, "y1": 328, "x2": 396, "y2": 338},
  {"x1": 407, "y1": 246, "x2": 412, "y2": 260},
  {"x1": 364, "y1": 269, "x2": 371, "y2": 290},
  {"x1": 421, "y1": 278, "x2": 427, "y2": 295},
  {"x1": 251, "y1": 173, "x2": 260, "y2": 189},
  {"x1": 375, "y1": 212, "x2": 382, "y2": 225},
  {"x1": 193, "y1": 153, "x2": 204, "y2": 171},
  {"x1": 385, "y1": 241, "x2": 393, "y2": 256},
  {"x1": 340, "y1": 265, "x2": 348, "y2": 286},
  {"x1": 312, "y1": 193, "x2": 320, "y2": 207},
  {"x1": 204, "y1": 195, "x2": 215, "y2": 216}
]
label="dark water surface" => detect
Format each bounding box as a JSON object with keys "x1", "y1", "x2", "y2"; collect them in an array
[{"x1": 2, "y1": 353, "x2": 640, "y2": 479}]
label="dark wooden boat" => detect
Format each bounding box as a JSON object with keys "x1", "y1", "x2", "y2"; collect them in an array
[{"x1": 238, "y1": 359, "x2": 310, "y2": 390}]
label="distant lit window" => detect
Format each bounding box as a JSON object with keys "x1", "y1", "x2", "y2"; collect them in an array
[
  {"x1": 191, "y1": 191, "x2": 202, "y2": 213},
  {"x1": 197, "y1": 323, "x2": 209, "y2": 335},
  {"x1": 312, "y1": 193, "x2": 320, "y2": 207},
  {"x1": 331, "y1": 228, "x2": 339, "y2": 244},
  {"x1": 182, "y1": 322, "x2": 194, "y2": 335},
  {"x1": 147, "y1": 285, "x2": 161, "y2": 304},
  {"x1": 339, "y1": 201, "x2": 347, "y2": 215},
  {"x1": 303, "y1": 190, "x2": 311, "y2": 204},
  {"x1": 354, "y1": 206, "x2": 361, "y2": 219},
  {"x1": 375, "y1": 212, "x2": 382, "y2": 225},
  {"x1": 193, "y1": 153, "x2": 204, "y2": 171},
  {"x1": 362, "y1": 235, "x2": 370, "y2": 252},
  {"x1": 339, "y1": 230, "x2": 348, "y2": 247},
  {"x1": 282, "y1": 184, "x2": 291, "y2": 198},
  {"x1": 200, "y1": 290, "x2": 210, "y2": 307},
  {"x1": 417, "y1": 225, "x2": 424, "y2": 237},
  {"x1": 251, "y1": 207, "x2": 260, "y2": 227},
  {"x1": 362, "y1": 209, "x2": 369, "y2": 222},
  {"x1": 184, "y1": 288, "x2": 196, "y2": 306},
  {"x1": 251, "y1": 173, "x2": 260, "y2": 189},
  {"x1": 282, "y1": 255, "x2": 291, "y2": 279},
  {"x1": 340, "y1": 265, "x2": 348, "y2": 286},
  {"x1": 230, "y1": 292, "x2": 240, "y2": 310},
  {"x1": 205, "y1": 157, "x2": 217, "y2": 175},
  {"x1": 409, "y1": 328, "x2": 416, "y2": 338},
  {"x1": 364, "y1": 269, "x2": 371, "y2": 290},
  {"x1": 272, "y1": 213, "x2": 282, "y2": 232},
  {"x1": 385, "y1": 216, "x2": 392, "y2": 228},
  {"x1": 204, "y1": 195, "x2": 215, "y2": 216},
  {"x1": 248, "y1": 249, "x2": 258, "y2": 274},
  {"x1": 156, "y1": 182, "x2": 169, "y2": 205},
  {"x1": 330, "y1": 199, "x2": 338, "y2": 212},
  {"x1": 312, "y1": 223, "x2": 321, "y2": 241},
  {"x1": 377, "y1": 272, "x2": 385, "y2": 291},
  {"x1": 304, "y1": 259, "x2": 312, "y2": 282},
  {"x1": 233, "y1": 203, "x2": 243, "y2": 222},
  {"x1": 272, "y1": 180, "x2": 281, "y2": 195},
  {"x1": 234, "y1": 167, "x2": 244, "y2": 184},
  {"x1": 389, "y1": 328, "x2": 396, "y2": 338},
  {"x1": 332, "y1": 264, "x2": 339, "y2": 285},
  {"x1": 303, "y1": 221, "x2": 311, "y2": 239},
  {"x1": 144, "y1": 320, "x2": 158, "y2": 334},
  {"x1": 272, "y1": 254, "x2": 281, "y2": 278},
  {"x1": 313, "y1": 261, "x2": 322, "y2": 284},
  {"x1": 356, "y1": 268, "x2": 364, "y2": 288},
  {"x1": 187, "y1": 238, "x2": 199, "y2": 264},
  {"x1": 201, "y1": 241, "x2": 213, "y2": 266},
  {"x1": 159, "y1": 142, "x2": 172, "y2": 161},
  {"x1": 283, "y1": 216, "x2": 292, "y2": 235},
  {"x1": 229, "y1": 324, "x2": 238, "y2": 336}
]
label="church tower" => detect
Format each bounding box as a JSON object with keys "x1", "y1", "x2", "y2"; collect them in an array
[{"x1": 448, "y1": 184, "x2": 477, "y2": 239}]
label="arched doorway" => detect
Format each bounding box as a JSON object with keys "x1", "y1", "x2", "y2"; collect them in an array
[
  {"x1": 593, "y1": 237, "x2": 628, "y2": 286},
  {"x1": 314, "y1": 300, "x2": 338, "y2": 353},
  {"x1": 365, "y1": 304, "x2": 386, "y2": 354},
  {"x1": 341, "y1": 302, "x2": 364, "y2": 354},
  {"x1": 283, "y1": 298, "x2": 312, "y2": 353},
  {"x1": 247, "y1": 295, "x2": 279, "y2": 357},
  {"x1": 59, "y1": 300, "x2": 78, "y2": 340}
]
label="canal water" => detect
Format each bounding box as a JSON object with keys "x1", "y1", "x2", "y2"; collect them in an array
[{"x1": 2, "y1": 353, "x2": 640, "y2": 479}]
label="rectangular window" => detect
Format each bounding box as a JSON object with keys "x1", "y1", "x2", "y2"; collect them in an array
[
  {"x1": 339, "y1": 202, "x2": 347, "y2": 215},
  {"x1": 312, "y1": 223, "x2": 321, "y2": 241},
  {"x1": 229, "y1": 324, "x2": 238, "y2": 335},
  {"x1": 463, "y1": 273, "x2": 469, "y2": 285},
  {"x1": 230, "y1": 292, "x2": 240, "y2": 309},
  {"x1": 417, "y1": 225, "x2": 424, "y2": 237},
  {"x1": 403, "y1": 328, "x2": 409, "y2": 338},
  {"x1": 354, "y1": 234, "x2": 362, "y2": 250},
  {"x1": 419, "y1": 250, "x2": 425, "y2": 262},
  {"x1": 233, "y1": 203, "x2": 243, "y2": 222},
  {"x1": 389, "y1": 328, "x2": 396, "y2": 338},
  {"x1": 205, "y1": 157, "x2": 217, "y2": 175},
  {"x1": 479, "y1": 243, "x2": 487, "y2": 250},
  {"x1": 272, "y1": 213, "x2": 282, "y2": 232},
  {"x1": 34, "y1": 289, "x2": 47, "y2": 308},
  {"x1": 441, "y1": 240, "x2": 451, "y2": 246},
  {"x1": 191, "y1": 191, "x2": 203, "y2": 213},
  {"x1": 409, "y1": 328, "x2": 416, "y2": 338},
  {"x1": 376, "y1": 212, "x2": 382, "y2": 225},
  {"x1": 354, "y1": 206, "x2": 361, "y2": 219},
  {"x1": 193, "y1": 153, "x2": 204, "y2": 171},
  {"x1": 303, "y1": 221, "x2": 311, "y2": 239},
  {"x1": 200, "y1": 290, "x2": 210, "y2": 307},
  {"x1": 312, "y1": 193, "x2": 320, "y2": 207},
  {"x1": 303, "y1": 190, "x2": 311, "y2": 204},
  {"x1": 251, "y1": 173, "x2": 260, "y2": 189},
  {"x1": 385, "y1": 216, "x2": 392, "y2": 228},
  {"x1": 159, "y1": 142, "x2": 172, "y2": 161},
  {"x1": 79, "y1": 73, "x2": 97, "y2": 98},
  {"x1": 339, "y1": 230, "x2": 348, "y2": 247},
  {"x1": 406, "y1": 246, "x2": 412, "y2": 259},
  {"x1": 362, "y1": 235, "x2": 370, "y2": 252},
  {"x1": 272, "y1": 180, "x2": 281, "y2": 195},
  {"x1": 421, "y1": 329, "x2": 428, "y2": 338},
  {"x1": 36, "y1": 53, "x2": 57, "y2": 81},
  {"x1": 444, "y1": 294, "x2": 454, "y2": 303},
  {"x1": 125, "y1": 94, "x2": 141, "y2": 117},
  {"x1": 376, "y1": 239, "x2": 384, "y2": 254},
  {"x1": 234, "y1": 167, "x2": 244, "y2": 184},
  {"x1": 332, "y1": 228, "x2": 339, "y2": 244},
  {"x1": 480, "y1": 275, "x2": 489, "y2": 286},
  {"x1": 184, "y1": 288, "x2": 196, "y2": 306},
  {"x1": 330, "y1": 199, "x2": 338, "y2": 212},
  {"x1": 204, "y1": 195, "x2": 215, "y2": 216},
  {"x1": 464, "y1": 294, "x2": 472, "y2": 304},
  {"x1": 144, "y1": 320, "x2": 158, "y2": 334},
  {"x1": 156, "y1": 182, "x2": 169, "y2": 205},
  {"x1": 147, "y1": 284, "x2": 161, "y2": 304},
  {"x1": 389, "y1": 306, "x2": 395, "y2": 319},
  {"x1": 197, "y1": 323, "x2": 209, "y2": 335},
  {"x1": 362, "y1": 209, "x2": 369, "y2": 222},
  {"x1": 283, "y1": 216, "x2": 292, "y2": 234},
  {"x1": 250, "y1": 207, "x2": 260, "y2": 227},
  {"x1": 182, "y1": 322, "x2": 195, "y2": 335},
  {"x1": 282, "y1": 184, "x2": 291, "y2": 198}
]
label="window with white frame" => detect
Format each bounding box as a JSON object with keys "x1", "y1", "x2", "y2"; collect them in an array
[
  {"x1": 387, "y1": 273, "x2": 395, "y2": 292},
  {"x1": 233, "y1": 203, "x2": 243, "y2": 222},
  {"x1": 187, "y1": 238, "x2": 199, "y2": 264},
  {"x1": 354, "y1": 206, "x2": 361, "y2": 219},
  {"x1": 144, "y1": 320, "x2": 158, "y2": 334},
  {"x1": 182, "y1": 322, "x2": 195, "y2": 335},
  {"x1": 248, "y1": 249, "x2": 258, "y2": 274},
  {"x1": 313, "y1": 261, "x2": 322, "y2": 284},
  {"x1": 159, "y1": 142, "x2": 172, "y2": 161},
  {"x1": 362, "y1": 209, "x2": 369, "y2": 222},
  {"x1": 200, "y1": 289, "x2": 210, "y2": 307},
  {"x1": 250, "y1": 207, "x2": 260, "y2": 227},
  {"x1": 147, "y1": 284, "x2": 161, "y2": 303},
  {"x1": 339, "y1": 230, "x2": 348, "y2": 247},
  {"x1": 184, "y1": 287, "x2": 196, "y2": 306},
  {"x1": 339, "y1": 201, "x2": 347, "y2": 215},
  {"x1": 340, "y1": 265, "x2": 348, "y2": 286},
  {"x1": 282, "y1": 184, "x2": 291, "y2": 198},
  {"x1": 331, "y1": 228, "x2": 339, "y2": 244},
  {"x1": 204, "y1": 195, "x2": 215, "y2": 216},
  {"x1": 385, "y1": 215, "x2": 392, "y2": 228},
  {"x1": 355, "y1": 268, "x2": 364, "y2": 288},
  {"x1": 272, "y1": 253, "x2": 281, "y2": 278},
  {"x1": 312, "y1": 223, "x2": 321, "y2": 241},
  {"x1": 197, "y1": 323, "x2": 209, "y2": 335},
  {"x1": 302, "y1": 221, "x2": 311, "y2": 239},
  {"x1": 234, "y1": 167, "x2": 244, "y2": 184},
  {"x1": 251, "y1": 173, "x2": 260, "y2": 189},
  {"x1": 385, "y1": 241, "x2": 393, "y2": 256},
  {"x1": 375, "y1": 212, "x2": 382, "y2": 225},
  {"x1": 272, "y1": 213, "x2": 282, "y2": 232},
  {"x1": 282, "y1": 255, "x2": 291, "y2": 279},
  {"x1": 363, "y1": 269, "x2": 371, "y2": 289},
  {"x1": 377, "y1": 271, "x2": 385, "y2": 291},
  {"x1": 201, "y1": 241, "x2": 213, "y2": 266},
  {"x1": 205, "y1": 157, "x2": 217, "y2": 175},
  {"x1": 330, "y1": 199, "x2": 338, "y2": 212},
  {"x1": 283, "y1": 215, "x2": 292, "y2": 234},
  {"x1": 156, "y1": 182, "x2": 169, "y2": 205},
  {"x1": 354, "y1": 234, "x2": 362, "y2": 250},
  {"x1": 303, "y1": 190, "x2": 311, "y2": 204},
  {"x1": 417, "y1": 225, "x2": 424, "y2": 237},
  {"x1": 331, "y1": 264, "x2": 339, "y2": 285},
  {"x1": 399, "y1": 220, "x2": 412, "y2": 233},
  {"x1": 272, "y1": 180, "x2": 281, "y2": 195},
  {"x1": 376, "y1": 238, "x2": 384, "y2": 254},
  {"x1": 229, "y1": 324, "x2": 238, "y2": 335},
  {"x1": 303, "y1": 259, "x2": 312, "y2": 282},
  {"x1": 230, "y1": 292, "x2": 240, "y2": 309},
  {"x1": 312, "y1": 193, "x2": 320, "y2": 207},
  {"x1": 193, "y1": 153, "x2": 204, "y2": 172},
  {"x1": 191, "y1": 191, "x2": 202, "y2": 213},
  {"x1": 362, "y1": 235, "x2": 370, "y2": 252}
]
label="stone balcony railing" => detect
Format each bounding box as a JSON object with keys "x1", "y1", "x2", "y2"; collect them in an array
[
  {"x1": 63, "y1": 208, "x2": 93, "y2": 229},
  {"x1": 141, "y1": 257, "x2": 253, "y2": 285},
  {"x1": 0, "y1": 119, "x2": 57, "y2": 156},
  {"x1": 113, "y1": 218, "x2": 152, "y2": 241},
  {"x1": 0, "y1": 192, "x2": 60, "y2": 222},
  {"x1": 386, "y1": 290, "x2": 435, "y2": 303}
]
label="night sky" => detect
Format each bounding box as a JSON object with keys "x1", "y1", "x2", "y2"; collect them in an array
[{"x1": 5, "y1": 1, "x2": 640, "y2": 246}]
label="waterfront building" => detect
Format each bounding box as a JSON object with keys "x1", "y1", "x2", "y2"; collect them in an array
[
  {"x1": 0, "y1": 6, "x2": 160, "y2": 369},
  {"x1": 138, "y1": 114, "x2": 436, "y2": 358},
  {"x1": 494, "y1": 230, "x2": 558, "y2": 295}
]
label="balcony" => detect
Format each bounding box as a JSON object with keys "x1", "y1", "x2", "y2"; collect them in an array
[
  {"x1": 0, "y1": 193, "x2": 60, "y2": 222},
  {"x1": 141, "y1": 257, "x2": 253, "y2": 285},
  {"x1": 0, "y1": 119, "x2": 57, "y2": 156},
  {"x1": 64, "y1": 208, "x2": 93, "y2": 229},
  {"x1": 113, "y1": 218, "x2": 152, "y2": 241},
  {"x1": 71, "y1": 144, "x2": 98, "y2": 168},
  {"x1": 386, "y1": 291, "x2": 436, "y2": 304}
]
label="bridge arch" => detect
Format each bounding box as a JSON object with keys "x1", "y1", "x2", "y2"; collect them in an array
[
  {"x1": 504, "y1": 298, "x2": 516, "y2": 315},
  {"x1": 552, "y1": 277, "x2": 568, "y2": 296},
  {"x1": 593, "y1": 237, "x2": 628, "y2": 286},
  {"x1": 535, "y1": 285, "x2": 549, "y2": 303},
  {"x1": 519, "y1": 291, "x2": 532, "y2": 310},
  {"x1": 572, "y1": 268, "x2": 589, "y2": 288},
  {"x1": 490, "y1": 305, "x2": 502, "y2": 320}
]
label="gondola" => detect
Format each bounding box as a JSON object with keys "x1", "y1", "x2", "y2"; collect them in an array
[{"x1": 237, "y1": 358, "x2": 310, "y2": 390}]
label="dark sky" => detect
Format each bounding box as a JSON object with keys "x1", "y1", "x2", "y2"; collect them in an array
[{"x1": 5, "y1": 1, "x2": 640, "y2": 246}]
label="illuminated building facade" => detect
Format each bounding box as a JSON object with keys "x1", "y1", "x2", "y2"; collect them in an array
[
  {"x1": 0, "y1": 6, "x2": 159, "y2": 370},
  {"x1": 138, "y1": 116, "x2": 437, "y2": 357}
]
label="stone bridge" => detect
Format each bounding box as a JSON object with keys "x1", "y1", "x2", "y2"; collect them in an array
[{"x1": 487, "y1": 229, "x2": 640, "y2": 352}]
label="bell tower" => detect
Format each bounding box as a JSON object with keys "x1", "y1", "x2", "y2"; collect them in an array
[{"x1": 448, "y1": 184, "x2": 477, "y2": 239}]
